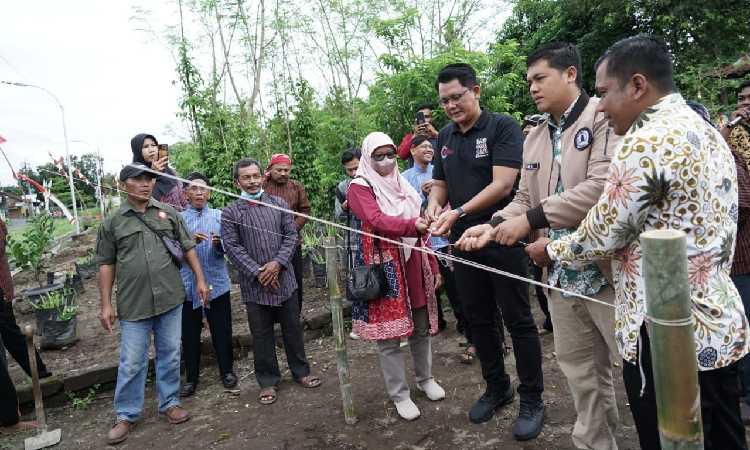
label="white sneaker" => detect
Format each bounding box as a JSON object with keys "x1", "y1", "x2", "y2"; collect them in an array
[
  {"x1": 394, "y1": 398, "x2": 420, "y2": 421},
  {"x1": 417, "y1": 379, "x2": 446, "y2": 401},
  {"x1": 349, "y1": 331, "x2": 360, "y2": 340}
]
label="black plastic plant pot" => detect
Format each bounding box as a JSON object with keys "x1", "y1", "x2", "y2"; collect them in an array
[
  {"x1": 24, "y1": 283, "x2": 65, "y2": 304},
  {"x1": 312, "y1": 261, "x2": 327, "y2": 288},
  {"x1": 39, "y1": 315, "x2": 78, "y2": 350},
  {"x1": 75, "y1": 261, "x2": 98, "y2": 280},
  {"x1": 66, "y1": 272, "x2": 84, "y2": 295}
]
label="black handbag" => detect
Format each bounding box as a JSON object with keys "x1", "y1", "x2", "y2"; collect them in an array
[
  {"x1": 346, "y1": 177, "x2": 388, "y2": 302},
  {"x1": 132, "y1": 212, "x2": 185, "y2": 267}
]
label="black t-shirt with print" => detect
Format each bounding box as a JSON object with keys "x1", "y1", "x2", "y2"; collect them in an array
[{"x1": 432, "y1": 109, "x2": 523, "y2": 237}]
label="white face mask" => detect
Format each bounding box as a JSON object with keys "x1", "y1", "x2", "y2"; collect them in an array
[{"x1": 373, "y1": 158, "x2": 396, "y2": 176}]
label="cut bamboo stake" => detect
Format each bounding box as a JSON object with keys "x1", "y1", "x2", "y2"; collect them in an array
[
  {"x1": 641, "y1": 229, "x2": 703, "y2": 449},
  {"x1": 324, "y1": 237, "x2": 357, "y2": 425}
]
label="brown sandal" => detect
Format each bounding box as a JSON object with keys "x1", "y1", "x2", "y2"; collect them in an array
[
  {"x1": 258, "y1": 386, "x2": 277, "y2": 405},
  {"x1": 258, "y1": 386, "x2": 276, "y2": 405},
  {"x1": 297, "y1": 375, "x2": 322, "y2": 388}
]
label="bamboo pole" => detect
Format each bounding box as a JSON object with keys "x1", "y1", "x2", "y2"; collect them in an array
[
  {"x1": 324, "y1": 237, "x2": 357, "y2": 425},
  {"x1": 641, "y1": 229, "x2": 703, "y2": 449}
]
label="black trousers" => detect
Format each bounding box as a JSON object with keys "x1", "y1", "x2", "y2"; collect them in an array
[
  {"x1": 0, "y1": 332, "x2": 19, "y2": 426},
  {"x1": 529, "y1": 264, "x2": 550, "y2": 321},
  {"x1": 181, "y1": 292, "x2": 234, "y2": 384},
  {"x1": 291, "y1": 245, "x2": 304, "y2": 316},
  {"x1": 246, "y1": 296, "x2": 310, "y2": 388},
  {"x1": 436, "y1": 247, "x2": 469, "y2": 342},
  {"x1": 623, "y1": 326, "x2": 747, "y2": 450},
  {"x1": 453, "y1": 244, "x2": 543, "y2": 400},
  {"x1": 0, "y1": 300, "x2": 48, "y2": 378}
]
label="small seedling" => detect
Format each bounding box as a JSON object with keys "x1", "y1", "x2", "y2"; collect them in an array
[{"x1": 67, "y1": 384, "x2": 100, "y2": 410}]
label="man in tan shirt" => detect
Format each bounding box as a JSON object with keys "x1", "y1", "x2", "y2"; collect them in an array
[{"x1": 458, "y1": 42, "x2": 621, "y2": 449}]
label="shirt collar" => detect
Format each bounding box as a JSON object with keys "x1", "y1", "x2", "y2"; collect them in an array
[
  {"x1": 651, "y1": 92, "x2": 684, "y2": 111},
  {"x1": 451, "y1": 108, "x2": 490, "y2": 135},
  {"x1": 627, "y1": 93, "x2": 684, "y2": 133},
  {"x1": 547, "y1": 91, "x2": 589, "y2": 133},
  {"x1": 412, "y1": 163, "x2": 431, "y2": 174},
  {"x1": 239, "y1": 192, "x2": 265, "y2": 207},
  {"x1": 187, "y1": 204, "x2": 210, "y2": 215},
  {"x1": 120, "y1": 197, "x2": 156, "y2": 215}
]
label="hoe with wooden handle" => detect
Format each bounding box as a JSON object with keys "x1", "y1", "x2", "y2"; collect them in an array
[{"x1": 23, "y1": 325, "x2": 61, "y2": 450}]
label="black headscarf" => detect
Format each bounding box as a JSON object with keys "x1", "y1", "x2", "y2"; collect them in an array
[{"x1": 130, "y1": 133, "x2": 178, "y2": 201}]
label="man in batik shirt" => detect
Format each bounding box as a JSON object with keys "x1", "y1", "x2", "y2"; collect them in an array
[
  {"x1": 526, "y1": 35, "x2": 750, "y2": 450},
  {"x1": 722, "y1": 79, "x2": 750, "y2": 424}
]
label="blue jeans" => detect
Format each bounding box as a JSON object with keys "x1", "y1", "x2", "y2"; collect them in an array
[
  {"x1": 731, "y1": 274, "x2": 750, "y2": 404},
  {"x1": 114, "y1": 304, "x2": 182, "y2": 422}
]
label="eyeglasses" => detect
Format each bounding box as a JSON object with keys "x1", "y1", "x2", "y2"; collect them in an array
[
  {"x1": 371, "y1": 150, "x2": 397, "y2": 162},
  {"x1": 438, "y1": 89, "x2": 471, "y2": 106}
]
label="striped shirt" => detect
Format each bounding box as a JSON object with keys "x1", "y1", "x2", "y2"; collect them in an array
[
  {"x1": 262, "y1": 179, "x2": 310, "y2": 232},
  {"x1": 733, "y1": 151, "x2": 750, "y2": 276},
  {"x1": 180, "y1": 205, "x2": 231, "y2": 309},
  {"x1": 221, "y1": 194, "x2": 298, "y2": 306}
]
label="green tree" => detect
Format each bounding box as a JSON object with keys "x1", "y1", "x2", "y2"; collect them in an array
[{"x1": 498, "y1": 0, "x2": 750, "y2": 112}]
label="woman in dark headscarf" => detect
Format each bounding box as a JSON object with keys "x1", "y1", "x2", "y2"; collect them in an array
[{"x1": 131, "y1": 133, "x2": 187, "y2": 210}]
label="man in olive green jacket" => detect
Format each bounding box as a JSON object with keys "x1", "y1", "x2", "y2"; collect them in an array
[
  {"x1": 458, "y1": 43, "x2": 621, "y2": 450},
  {"x1": 97, "y1": 163, "x2": 210, "y2": 445}
]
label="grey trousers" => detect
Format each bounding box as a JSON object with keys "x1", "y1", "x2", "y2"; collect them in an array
[{"x1": 376, "y1": 307, "x2": 432, "y2": 402}]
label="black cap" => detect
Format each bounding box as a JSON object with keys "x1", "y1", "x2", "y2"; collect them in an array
[{"x1": 119, "y1": 163, "x2": 157, "y2": 181}]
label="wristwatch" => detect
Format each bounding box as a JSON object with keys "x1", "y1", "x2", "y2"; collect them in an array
[{"x1": 454, "y1": 206, "x2": 467, "y2": 218}]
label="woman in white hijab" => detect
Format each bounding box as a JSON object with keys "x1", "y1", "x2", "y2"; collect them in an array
[{"x1": 347, "y1": 132, "x2": 444, "y2": 420}]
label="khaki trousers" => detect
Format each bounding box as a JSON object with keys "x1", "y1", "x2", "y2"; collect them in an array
[
  {"x1": 376, "y1": 307, "x2": 432, "y2": 402},
  {"x1": 550, "y1": 284, "x2": 619, "y2": 450}
]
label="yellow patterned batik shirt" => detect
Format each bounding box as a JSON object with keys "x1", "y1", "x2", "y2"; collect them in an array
[
  {"x1": 547, "y1": 93, "x2": 750, "y2": 368},
  {"x1": 728, "y1": 123, "x2": 750, "y2": 170}
]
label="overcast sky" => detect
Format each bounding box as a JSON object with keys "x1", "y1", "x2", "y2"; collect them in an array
[
  {"x1": 0, "y1": 1, "x2": 187, "y2": 185},
  {"x1": 0, "y1": 1, "x2": 509, "y2": 187}
]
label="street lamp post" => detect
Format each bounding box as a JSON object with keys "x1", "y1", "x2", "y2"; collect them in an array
[{"x1": 1, "y1": 81, "x2": 80, "y2": 234}]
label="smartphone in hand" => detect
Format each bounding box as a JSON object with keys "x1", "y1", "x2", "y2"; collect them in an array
[
  {"x1": 416, "y1": 111, "x2": 426, "y2": 125},
  {"x1": 158, "y1": 144, "x2": 169, "y2": 160}
]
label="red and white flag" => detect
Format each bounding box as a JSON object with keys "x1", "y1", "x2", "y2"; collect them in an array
[{"x1": 0, "y1": 135, "x2": 6, "y2": 144}]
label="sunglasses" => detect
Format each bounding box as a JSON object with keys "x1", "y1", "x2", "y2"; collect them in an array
[{"x1": 371, "y1": 150, "x2": 397, "y2": 162}]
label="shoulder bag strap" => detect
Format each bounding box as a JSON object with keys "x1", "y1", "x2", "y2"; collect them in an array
[{"x1": 131, "y1": 211, "x2": 182, "y2": 255}]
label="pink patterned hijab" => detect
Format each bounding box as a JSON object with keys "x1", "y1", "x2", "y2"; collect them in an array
[{"x1": 351, "y1": 132, "x2": 422, "y2": 259}]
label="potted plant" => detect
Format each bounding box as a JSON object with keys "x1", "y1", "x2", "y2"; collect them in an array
[
  {"x1": 65, "y1": 269, "x2": 84, "y2": 294},
  {"x1": 300, "y1": 229, "x2": 318, "y2": 280},
  {"x1": 30, "y1": 287, "x2": 79, "y2": 350},
  {"x1": 8, "y1": 214, "x2": 55, "y2": 288},
  {"x1": 301, "y1": 228, "x2": 327, "y2": 286},
  {"x1": 75, "y1": 249, "x2": 97, "y2": 280}
]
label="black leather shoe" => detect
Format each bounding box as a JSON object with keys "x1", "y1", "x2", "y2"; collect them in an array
[
  {"x1": 222, "y1": 372, "x2": 238, "y2": 389},
  {"x1": 180, "y1": 382, "x2": 197, "y2": 398},
  {"x1": 468, "y1": 385, "x2": 514, "y2": 424},
  {"x1": 512, "y1": 398, "x2": 544, "y2": 441}
]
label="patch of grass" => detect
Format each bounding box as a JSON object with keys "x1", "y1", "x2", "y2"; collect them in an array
[{"x1": 67, "y1": 384, "x2": 101, "y2": 410}]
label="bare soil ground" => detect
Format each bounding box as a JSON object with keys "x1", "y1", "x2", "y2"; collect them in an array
[{"x1": 2, "y1": 232, "x2": 643, "y2": 449}]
